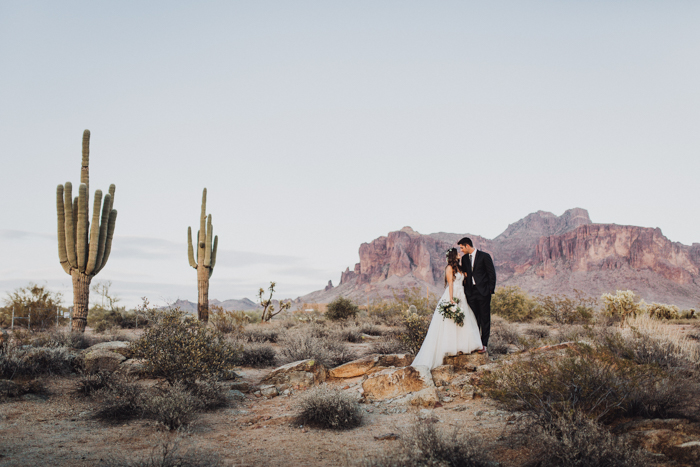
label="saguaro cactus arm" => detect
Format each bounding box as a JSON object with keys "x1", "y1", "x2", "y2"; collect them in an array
[
  {"x1": 56, "y1": 185, "x2": 71, "y2": 274},
  {"x1": 63, "y1": 182, "x2": 77, "y2": 268},
  {"x1": 85, "y1": 189, "x2": 103, "y2": 275},
  {"x1": 81, "y1": 129, "x2": 90, "y2": 190},
  {"x1": 95, "y1": 209, "x2": 117, "y2": 274},
  {"x1": 187, "y1": 227, "x2": 197, "y2": 268},
  {"x1": 76, "y1": 184, "x2": 89, "y2": 271}
]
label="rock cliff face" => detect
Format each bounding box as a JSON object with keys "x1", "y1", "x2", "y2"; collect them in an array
[{"x1": 298, "y1": 208, "x2": 700, "y2": 307}]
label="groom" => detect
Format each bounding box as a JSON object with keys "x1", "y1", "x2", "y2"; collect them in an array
[{"x1": 458, "y1": 237, "x2": 496, "y2": 354}]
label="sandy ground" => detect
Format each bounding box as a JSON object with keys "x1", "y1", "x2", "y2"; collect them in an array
[{"x1": 0, "y1": 371, "x2": 516, "y2": 467}]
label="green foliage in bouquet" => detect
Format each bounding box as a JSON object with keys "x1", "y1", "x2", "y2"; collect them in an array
[{"x1": 437, "y1": 297, "x2": 465, "y2": 326}]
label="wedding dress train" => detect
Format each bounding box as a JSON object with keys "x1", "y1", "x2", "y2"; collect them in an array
[{"x1": 411, "y1": 272, "x2": 482, "y2": 369}]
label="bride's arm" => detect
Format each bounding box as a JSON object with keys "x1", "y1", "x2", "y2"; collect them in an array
[{"x1": 446, "y1": 266, "x2": 455, "y2": 304}]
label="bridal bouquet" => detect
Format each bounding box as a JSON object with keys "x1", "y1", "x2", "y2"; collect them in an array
[{"x1": 437, "y1": 297, "x2": 465, "y2": 327}]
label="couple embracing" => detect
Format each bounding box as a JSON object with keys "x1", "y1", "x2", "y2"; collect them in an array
[{"x1": 412, "y1": 238, "x2": 497, "y2": 369}]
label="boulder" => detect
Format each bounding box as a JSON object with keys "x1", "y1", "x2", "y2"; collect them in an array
[
  {"x1": 83, "y1": 349, "x2": 126, "y2": 373},
  {"x1": 228, "y1": 389, "x2": 246, "y2": 401},
  {"x1": 409, "y1": 387, "x2": 440, "y2": 408},
  {"x1": 362, "y1": 365, "x2": 434, "y2": 402},
  {"x1": 443, "y1": 353, "x2": 489, "y2": 369},
  {"x1": 667, "y1": 441, "x2": 700, "y2": 464},
  {"x1": 260, "y1": 385, "x2": 279, "y2": 398},
  {"x1": 329, "y1": 353, "x2": 413, "y2": 379},
  {"x1": 83, "y1": 341, "x2": 133, "y2": 358},
  {"x1": 230, "y1": 381, "x2": 250, "y2": 393},
  {"x1": 118, "y1": 358, "x2": 146, "y2": 376},
  {"x1": 431, "y1": 365, "x2": 455, "y2": 386},
  {"x1": 261, "y1": 359, "x2": 326, "y2": 389}
]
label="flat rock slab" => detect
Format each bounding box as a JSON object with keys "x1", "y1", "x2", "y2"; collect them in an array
[
  {"x1": 362, "y1": 365, "x2": 433, "y2": 402},
  {"x1": 328, "y1": 353, "x2": 413, "y2": 379},
  {"x1": 82, "y1": 341, "x2": 133, "y2": 358},
  {"x1": 443, "y1": 353, "x2": 489, "y2": 369},
  {"x1": 118, "y1": 358, "x2": 146, "y2": 376},
  {"x1": 261, "y1": 359, "x2": 326, "y2": 390},
  {"x1": 83, "y1": 349, "x2": 126, "y2": 373}
]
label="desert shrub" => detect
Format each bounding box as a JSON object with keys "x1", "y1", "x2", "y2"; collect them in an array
[
  {"x1": 242, "y1": 326, "x2": 279, "y2": 343},
  {"x1": 131, "y1": 308, "x2": 239, "y2": 384},
  {"x1": 0, "y1": 378, "x2": 46, "y2": 400},
  {"x1": 0, "y1": 346, "x2": 77, "y2": 378},
  {"x1": 368, "y1": 299, "x2": 402, "y2": 323},
  {"x1": 368, "y1": 338, "x2": 409, "y2": 355},
  {"x1": 398, "y1": 312, "x2": 430, "y2": 355},
  {"x1": 325, "y1": 297, "x2": 359, "y2": 321},
  {"x1": 488, "y1": 319, "x2": 521, "y2": 354},
  {"x1": 358, "y1": 321, "x2": 384, "y2": 336},
  {"x1": 329, "y1": 325, "x2": 363, "y2": 343},
  {"x1": 491, "y1": 286, "x2": 541, "y2": 322},
  {"x1": 278, "y1": 327, "x2": 355, "y2": 367},
  {"x1": 101, "y1": 436, "x2": 222, "y2": 467},
  {"x1": 647, "y1": 302, "x2": 680, "y2": 320},
  {"x1": 361, "y1": 421, "x2": 494, "y2": 467},
  {"x1": 76, "y1": 371, "x2": 117, "y2": 397},
  {"x1": 141, "y1": 382, "x2": 202, "y2": 430},
  {"x1": 238, "y1": 343, "x2": 276, "y2": 368},
  {"x1": 601, "y1": 290, "x2": 644, "y2": 319},
  {"x1": 34, "y1": 330, "x2": 96, "y2": 349},
  {"x1": 524, "y1": 325, "x2": 550, "y2": 340},
  {"x1": 295, "y1": 385, "x2": 362, "y2": 429},
  {"x1": 1, "y1": 283, "x2": 63, "y2": 330},
  {"x1": 480, "y1": 345, "x2": 646, "y2": 426},
  {"x1": 537, "y1": 290, "x2": 596, "y2": 324},
  {"x1": 528, "y1": 414, "x2": 651, "y2": 467},
  {"x1": 368, "y1": 288, "x2": 439, "y2": 324},
  {"x1": 209, "y1": 306, "x2": 247, "y2": 334},
  {"x1": 681, "y1": 309, "x2": 697, "y2": 319},
  {"x1": 94, "y1": 376, "x2": 144, "y2": 422},
  {"x1": 184, "y1": 380, "x2": 230, "y2": 411}
]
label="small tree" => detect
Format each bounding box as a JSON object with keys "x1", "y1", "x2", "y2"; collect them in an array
[
  {"x1": 258, "y1": 282, "x2": 291, "y2": 322},
  {"x1": 325, "y1": 297, "x2": 359, "y2": 320},
  {"x1": 1, "y1": 283, "x2": 63, "y2": 329},
  {"x1": 491, "y1": 286, "x2": 541, "y2": 322}
]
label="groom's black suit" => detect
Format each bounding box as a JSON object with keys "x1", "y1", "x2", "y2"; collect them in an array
[{"x1": 461, "y1": 250, "x2": 497, "y2": 347}]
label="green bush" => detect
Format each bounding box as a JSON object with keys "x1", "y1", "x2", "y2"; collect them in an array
[
  {"x1": 601, "y1": 290, "x2": 644, "y2": 318},
  {"x1": 1, "y1": 283, "x2": 63, "y2": 330},
  {"x1": 295, "y1": 385, "x2": 362, "y2": 429},
  {"x1": 647, "y1": 302, "x2": 680, "y2": 320},
  {"x1": 325, "y1": 297, "x2": 359, "y2": 320},
  {"x1": 398, "y1": 312, "x2": 430, "y2": 355},
  {"x1": 491, "y1": 286, "x2": 541, "y2": 322},
  {"x1": 130, "y1": 308, "x2": 239, "y2": 384}
]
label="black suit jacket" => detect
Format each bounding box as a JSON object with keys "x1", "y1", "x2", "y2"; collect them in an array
[{"x1": 461, "y1": 250, "x2": 497, "y2": 297}]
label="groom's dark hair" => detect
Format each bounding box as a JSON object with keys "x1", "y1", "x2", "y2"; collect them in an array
[{"x1": 458, "y1": 237, "x2": 473, "y2": 247}]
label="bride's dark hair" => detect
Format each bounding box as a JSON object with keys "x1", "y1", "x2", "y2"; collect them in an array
[{"x1": 445, "y1": 247, "x2": 462, "y2": 287}]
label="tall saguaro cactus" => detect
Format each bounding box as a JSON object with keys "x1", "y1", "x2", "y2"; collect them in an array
[
  {"x1": 187, "y1": 188, "x2": 218, "y2": 322},
  {"x1": 56, "y1": 130, "x2": 118, "y2": 332}
]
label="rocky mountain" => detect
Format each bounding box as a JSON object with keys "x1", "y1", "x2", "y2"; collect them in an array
[{"x1": 297, "y1": 208, "x2": 700, "y2": 308}]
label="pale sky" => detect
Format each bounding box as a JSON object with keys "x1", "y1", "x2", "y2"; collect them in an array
[{"x1": 1, "y1": 1, "x2": 699, "y2": 308}]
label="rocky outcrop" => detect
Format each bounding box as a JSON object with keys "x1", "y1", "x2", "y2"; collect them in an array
[
  {"x1": 260, "y1": 359, "x2": 327, "y2": 390},
  {"x1": 328, "y1": 354, "x2": 413, "y2": 379},
  {"x1": 299, "y1": 207, "x2": 700, "y2": 308},
  {"x1": 362, "y1": 365, "x2": 434, "y2": 401}
]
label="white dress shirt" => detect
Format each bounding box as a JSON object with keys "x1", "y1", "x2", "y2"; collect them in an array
[{"x1": 469, "y1": 250, "x2": 477, "y2": 285}]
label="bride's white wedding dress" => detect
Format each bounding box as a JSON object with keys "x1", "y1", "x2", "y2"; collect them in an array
[{"x1": 411, "y1": 272, "x2": 483, "y2": 369}]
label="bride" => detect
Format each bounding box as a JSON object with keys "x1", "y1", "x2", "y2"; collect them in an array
[{"x1": 411, "y1": 247, "x2": 483, "y2": 369}]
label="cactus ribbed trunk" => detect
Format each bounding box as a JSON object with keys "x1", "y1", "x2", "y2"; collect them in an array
[
  {"x1": 71, "y1": 271, "x2": 92, "y2": 332},
  {"x1": 197, "y1": 275, "x2": 209, "y2": 322}
]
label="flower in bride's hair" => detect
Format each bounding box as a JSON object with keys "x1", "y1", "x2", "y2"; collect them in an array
[{"x1": 445, "y1": 247, "x2": 457, "y2": 258}]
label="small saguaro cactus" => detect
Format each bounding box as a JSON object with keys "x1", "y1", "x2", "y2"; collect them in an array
[
  {"x1": 56, "y1": 130, "x2": 118, "y2": 332},
  {"x1": 187, "y1": 188, "x2": 218, "y2": 322}
]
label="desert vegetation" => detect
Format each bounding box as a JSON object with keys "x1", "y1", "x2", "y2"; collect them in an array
[{"x1": 1, "y1": 284, "x2": 699, "y2": 466}]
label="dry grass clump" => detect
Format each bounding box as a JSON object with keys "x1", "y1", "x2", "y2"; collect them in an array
[
  {"x1": 101, "y1": 435, "x2": 222, "y2": 467},
  {"x1": 141, "y1": 383, "x2": 202, "y2": 430},
  {"x1": 0, "y1": 378, "x2": 46, "y2": 400},
  {"x1": 295, "y1": 385, "x2": 362, "y2": 430},
  {"x1": 241, "y1": 326, "x2": 279, "y2": 343},
  {"x1": 524, "y1": 325, "x2": 550, "y2": 339},
  {"x1": 237, "y1": 343, "x2": 276, "y2": 368},
  {"x1": 0, "y1": 345, "x2": 77, "y2": 378},
  {"x1": 524, "y1": 415, "x2": 651, "y2": 467},
  {"x1": 361, "y1": 421, "x2": 494, "y2": 467},
  {"x1": 278, "y1": 327, "x2": 355, "y2": 367},
  {"x1": 329, "y1": 324, "x2": 363, "y2": 343},
  {"x1": 94, "y1": 376, "x2": 144, "y2": 422},
  {"x1": 487, "y1": 319, "x2": 521, "y2": 355},
  {"x1": 75, "y1": 370, "x2": 117, "y2": 397},
  {"x1": 368, "y1": 338, "x2": 409, "y2": 355},
  {"x1": 131, "y1": 308, "x2": 238, "y2": 384}
]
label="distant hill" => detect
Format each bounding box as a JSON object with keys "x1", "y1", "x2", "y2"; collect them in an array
[
  {"x1": 167, "y1": 298, "x2": 261, "y2": 313},
  {"x1": 296, "y1": 208, "x2": 700, "y2": 308}
]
